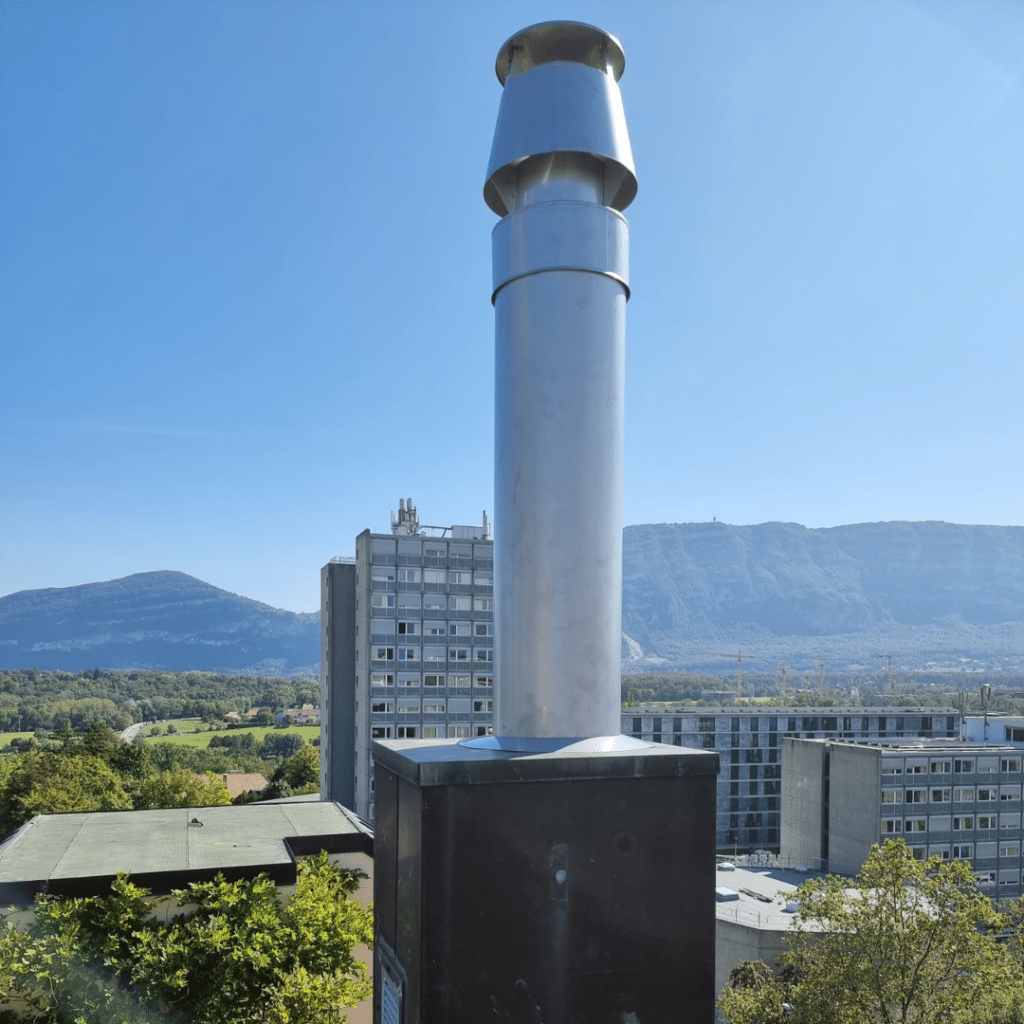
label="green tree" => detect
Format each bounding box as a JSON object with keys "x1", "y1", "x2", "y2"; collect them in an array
[
  {"x1": 0, "y1": 853, "x2": 372, "y2": 1023},
  {"x1": 719, "y1": 840, "x2": 1013, "y2": 1024},
  {"x1": 10, "y1": 752, "x2": 132, "y2": 822},
  {"x1": 137, "y1": 769, "x2": 232, "y2": 810},
  {"x1": 82, "y1": 718, "x2": 116, "y2": 760},
  {"x1": 274, "y1": 745, "x2": 319, "y2": 790}
]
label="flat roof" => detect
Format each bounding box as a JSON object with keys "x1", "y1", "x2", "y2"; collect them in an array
[
  {"x1": 714, "y1": 863, "x2": 826, "y2": 933},
  {"x1": 0, "y1": 800, "x2": 372, "y2": 902}
]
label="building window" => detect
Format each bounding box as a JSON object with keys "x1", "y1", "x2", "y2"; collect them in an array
[
  {"x1": 1006, "y1": 728, "x2": 1024, "y2": 743},
  {"x1": 423, "y1": 569, "x2": 446, "y2": 584},
  {"x1": 448, "y1": 647, "x2": 470, "y2": 662},
  {"x1": 931, "y1": 761, "x2": 951, "y2": 774},
  {"x1": 397, "y1": 647, "x2": 419, "y2": 662},
  {"x1": 371, "y1": 726, "x2": 393, "y2": 739},
  {"x1": 423, "y1": 674, "x2": 444, "y2": 687},
  {"x1": 372, "y1": 594, "x2": 396, "y2": 608},
  {"x1": 906, "y1": 790, "x2": 927, "y2": 804},
  {"x1": 954, "y1": 759, "x2": 975, "y2": 773},
  {"x1": 449, "y1": 622, "x2": 471, "y2": 637},
  {"x1": 397, "y1": 620, "x2": 419, "y2": 635},
  {"x1": 423, "y1": 622, "x2": 447, "y2": 636},
  {"x1": 882, "y1": 791, "x2": 903, "y2": 805},
  {"x1": 474, "y1": 675, "x2": 493, "y2": 688},
  {"x1": 910, "y1": 847, "x2": 926, "y2": 860},
  {"x1": 397, "y1": 593, "x2": 422, "y2": 609},
  {"x1": 978, "y1": 815, "x2": 997, "y2": 830},
  {"x1": 952, "y1": 845, "x2": 973, "y2": 859},
  {"x1": 372, "y1": 566, "x2": 396, "y2": 582},
  {"x1": 450, "y1": 725, "x2": 470, "y2": 738},
  {"x1": 882, "y1": 766, "x2": 904, "y2": 776},
  {"x1": 930, "y1": 789, "x2": 950, "y2": 803},
  {"x1": 905, "y1": 819, "x2": 927, "y2": 832},
  {"x1": 1001, "y1": 814, "x2": 1021, "y2": 829},
  {"x1": 953, "y1": 816, "x2": 975, "y2": 831},
  {"x1": 450, "y1": 674, "x2": 471, "y2": 689},
  {"x1": 475, "y1": 725, "x2": 493, "y2": 737},
  {"x1": 371, "y1": 700, "x2": 394, "y2": 714},
  {"x1": 373, "y1": 647, "x2": 394, "y2": 662},
  {"x1": 953, "y1": 787, "x2": 975, "y2": 802},
  {"x1": 474, "y1": 622, "x2": 493, "y2": 637},
  {"x1": 979, "y1": 788, "x2": 997, "y2": 802},
  {"x1": 371, "y1": 673, "x2": 394, "y2": 688},
  {"x1": 422, "y1": 725, "x2": 445, "y2": 738},
  {"x1": 449, "y1": 570, "x2": 472, "y2": 585},
  {"x1": 977, "y1": 872, "x2": 996, "y2": 886},
  {"x1": 474, "y1": 597, "x2": 494, "y2": 611},
  {"x1": 423, "y1": 646, "x2": 446, "y2": 662},
  {"x1": 699, "y1": 717, "x2": 716, "y2": 733},
  {"x1": 473, "y1": 700, "x2": 493, "y2": 713},
  {"x1": 474, "y1": 572, "x2": 493, "y2": 586},
  {"x1": 1000, "y1": 786, "x2": 1022, "y2": 801},
  {"x1": 1002, "y1": 758, "x2": 1022, "y2": 773},
  {"x1": 908, "y1": 764, "x2": 927, "y2": 776},
  {"x1": 1000, "y1": 844, "x2": 1020, "y2": 858},
  {"x1": 397, "y1": 568, "x2": 421, "y2": 583},
  {"x1": 449, "y1": 596, "x2": 471, "y2": 611},
  {"x1": 423, "y1": 702, "x2": 445, "y2": 714},
  {"x1": 475, "y1": 648, "x2": 493, "y2": 662},
  {"x1": 397, "y1": 726, "x2": 418, "y2": 739},
  {"x1": 883, "y1": 820, "x2": 902, "y2": 833},
  {"x1": 423, "y1": 593, "x2": 446, "y2": 611}
]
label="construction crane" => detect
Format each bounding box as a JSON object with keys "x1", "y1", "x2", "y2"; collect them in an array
[
  {"x1": 878, "y1": 654, "x2": 901, "y2": 698},
  {"x1": 817, "y1": 661, "x2": 826, "y2": 698},
  {"x1": 713, "y1": 649, "x2": 757, "y2": 702},
  {"x1": 779, "y1": 664, "x2": 788, "y2": 702}
]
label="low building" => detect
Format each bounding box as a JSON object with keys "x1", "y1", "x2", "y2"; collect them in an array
[
  {"x1": 218, "y1": 771, "x2": 270, "y2": 800},
  {"x1": 782, "y1": 736, "x2": 1024, "y2": 899},
  {"x1": 0, "y1": 800, "x2": 372, "y2": 902},
  {"x1": 714, "y1": 860, "x2": 819, "y2": 995}
]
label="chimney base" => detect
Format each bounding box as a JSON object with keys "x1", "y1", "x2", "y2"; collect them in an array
[{"x1": 372, "y1": 738, "x2": 719, "y2": 1023}]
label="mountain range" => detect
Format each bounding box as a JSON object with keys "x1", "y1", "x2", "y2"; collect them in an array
[{"x1": 1, "y1": 521, "x2": 1021, "y2": 676}]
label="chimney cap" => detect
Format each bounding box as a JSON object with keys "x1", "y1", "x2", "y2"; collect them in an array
[{"x1": 495, "y1": 21, "x2": 626, "y2": 86}]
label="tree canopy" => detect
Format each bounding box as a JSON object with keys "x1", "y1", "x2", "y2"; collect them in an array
[
  {"x1": 0, "y1": 852, "x2": 372, "y2": 1024},
  {"x1": 719, "y1": 840, "x2": 1022, "y2": 1024}
]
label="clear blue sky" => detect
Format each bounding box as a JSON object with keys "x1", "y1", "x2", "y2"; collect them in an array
[{"x1": 2, "y1": 1, "x2": 1021, "y2": 613}]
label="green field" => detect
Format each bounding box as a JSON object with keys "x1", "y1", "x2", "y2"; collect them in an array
[{"x1": 143, "y1": 723, "x2": 319, "y2": 748}]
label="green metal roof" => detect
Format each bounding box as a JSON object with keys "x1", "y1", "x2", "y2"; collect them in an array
[{"x1": 0, "y1": 801, "x2": 372, "y2": 902}]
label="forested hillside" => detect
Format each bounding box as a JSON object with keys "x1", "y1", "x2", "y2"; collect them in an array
[{"x1": 0, "y1": 669, "x2": 317, "y2": 733}]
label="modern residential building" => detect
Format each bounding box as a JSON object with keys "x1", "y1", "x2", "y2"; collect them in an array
[
  {"x1": 621, "y1": 707, "x2": 960, "y2": 852},
  {"x1": 782, "y1": 734, "x2": 1024, "y2": 899},
  {"x1": 320, "y1": 500, "x2": 493, "y2": 822}
]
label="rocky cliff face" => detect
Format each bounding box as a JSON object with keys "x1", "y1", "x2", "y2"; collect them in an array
[
  {"x1": 621, "y1": 522, "x2": 1024, "y2": 672},
  {"x1": 0, "y1": 571, "x2": 319, "y2": 675}
]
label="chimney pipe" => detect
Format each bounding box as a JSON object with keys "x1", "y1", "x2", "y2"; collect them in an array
[{"x1": 484, "y1": 22, "x2": 637, "y2": 748}]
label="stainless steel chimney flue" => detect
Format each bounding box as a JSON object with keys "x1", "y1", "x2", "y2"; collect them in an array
[{"x1": 484, "y1": 22, "x2": 638, "y2": 748}]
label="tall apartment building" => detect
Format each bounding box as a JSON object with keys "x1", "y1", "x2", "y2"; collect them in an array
[
  {"x1": 620, "y1": 707, "x2": 960, "y2": 852},
  {"x1": 320, "y1": 500, "x2": 494, "y2": 822},
  {"x1": 783, "y1": 734, "x2": 1024, "y2": 900}
]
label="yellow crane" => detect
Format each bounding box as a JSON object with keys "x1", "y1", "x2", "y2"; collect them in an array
[{"x1": 713, "y1": 649, "x2": 758, "y2": 702}]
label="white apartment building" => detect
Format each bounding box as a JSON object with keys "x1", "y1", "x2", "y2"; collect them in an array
[{"x1": 320, "y1": 500, "x2": 493, "y2": 821}]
